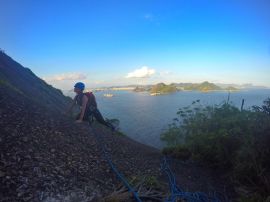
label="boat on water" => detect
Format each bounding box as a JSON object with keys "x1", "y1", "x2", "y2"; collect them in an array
[
  {"x1": 150, "y1": 92, "x2": 161, "y2": 96},
  {"x1": 104, "y1": 93, "x2": 114, "y2": 97}
]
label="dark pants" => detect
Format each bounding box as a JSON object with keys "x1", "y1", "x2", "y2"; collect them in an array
[{"x1": 77, "y1": 108, "x2": 114, "y2": 129}]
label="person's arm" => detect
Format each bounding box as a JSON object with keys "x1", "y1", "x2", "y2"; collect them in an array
[
  {"x1": 65, "y1": 97, "x2": 76, "y2": 115},
  {"x1": 77, "y1": 95, "x2": 88, "y2": 122}
]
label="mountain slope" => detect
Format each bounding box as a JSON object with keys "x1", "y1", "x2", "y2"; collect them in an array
[
  {"x1": 0, "y1": 52, "x2": 233, "y2": 201},
  {"x1": 0, "y1": 51, "x2": 70, "y2": 112},
  {"x1": 0, "y1": 52, "x2": 164, "y2": 201}
]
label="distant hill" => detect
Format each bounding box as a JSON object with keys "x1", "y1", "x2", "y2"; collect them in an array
[
  {"x1": 150, "y1": 83, "x2": 178, "y2": 94},
  {"x1": 131, "y1": 82, "x2": 231, "y2": 94},
  {"x1": 108, "y1": 81, "x2": 245, "y2": 93},
  {"x1": 132, "y1": 83, "x2": 178, "y2": 94},
  {"x1": 183, "y1": 81, "x2": 222, "y2": 91},
  {"x1": 215, "y1": 83, "x2": 268, "y2": 90}
]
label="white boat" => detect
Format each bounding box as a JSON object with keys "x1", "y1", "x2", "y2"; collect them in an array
[
  {"x1": 150, "y1": 92, "x2": 161, "y2": 96},
  {"x1": 104, "y1": 93, "x2": 114, "y2": 97}
]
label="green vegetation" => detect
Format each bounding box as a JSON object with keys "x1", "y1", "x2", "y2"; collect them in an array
[
  {"x1": 162, "y1": 145, "x2": 191, "y2": 160},
  {"x1": 95, "y1": 82, "x2": 245, "y2": 93},
  {"x1": 133, "y1": 81, "x2": 239, "y2": 94},
  {"x1": 161, "y1": 99, "x2": 270, "y2": 200},
  {"x1": 133, "y1": 83, "x2": 178, "y2": 94},
  {"x1": 0, "y1": 78, "x2": 24, "y2": 95},
  {"x1": 183, "y1": 81, "x2": 222, "y2": 91},
  {"x1": 150, "y1": 83, "x2": 178, "y2": 94},
  {"x1": 104, "y1": 118, "x2": 126, "y2": 136},
  {"x1": 0, "y1": 78, "x2": 6, "y2": 85},
  {"x1": 114, "y1": 131, "x2": 126, "y2": 137}
]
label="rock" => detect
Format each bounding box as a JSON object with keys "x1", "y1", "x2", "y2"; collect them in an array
[
  {"x1": 22, "y1": 137, "x2": 28, "y2": 142},
  {"x1": 51, "y1": 148, "x2": 56, "y2": 153},
  {"x1": 0, "y1": 170, "x2": 5, "y2": 177}
]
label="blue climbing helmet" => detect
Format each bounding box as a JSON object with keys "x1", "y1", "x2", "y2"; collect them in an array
[{"x1": 74, "y1": 82, "x2": 85, "y2": 91}]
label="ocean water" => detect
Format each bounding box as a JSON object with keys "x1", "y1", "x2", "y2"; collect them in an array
[{"x1": 67, "y1": 89, "x2": 270, "y2": 149}]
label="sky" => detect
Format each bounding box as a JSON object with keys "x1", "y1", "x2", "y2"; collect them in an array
[{"x1": 0, "y1": 0, "x2": 270, "y2": 90}]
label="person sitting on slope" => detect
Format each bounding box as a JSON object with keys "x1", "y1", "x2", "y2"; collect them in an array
[{"x1": 65, "y1": 82, "x2": 115, "y2": 131}]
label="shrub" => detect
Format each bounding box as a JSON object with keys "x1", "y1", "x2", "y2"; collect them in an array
[
  {"x1": 161, "y1": 98, "x2": 270, "y2": 199},
  {"x1": 162, "y1": 145, "x2": 191, "y2": 160}
]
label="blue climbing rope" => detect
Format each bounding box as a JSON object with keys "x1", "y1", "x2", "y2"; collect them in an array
[
  {"x1": 88, "y1": 120, "x2": 226, "y2": 202},
  {"x1": 161, "y1": 156, "x2": 224, "y2": 202},
  {"x1": 89, "y1": 124, "x2": 142, "y2": 202}
]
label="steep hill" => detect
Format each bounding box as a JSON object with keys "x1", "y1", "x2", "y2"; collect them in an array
[
  {"x1": 0, "y1": 51, "x2": 164, "y2": 201},
  {"x1": 0, "y1": 51, "x2": 70, "y2": 112},
  {"x1": 0, "y1": 52, "x2": 233, "y2": 201}
]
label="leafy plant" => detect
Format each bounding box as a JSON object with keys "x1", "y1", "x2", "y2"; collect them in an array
[{"x1": 161, "y1": 98, "x2": 270, "y2": 200}]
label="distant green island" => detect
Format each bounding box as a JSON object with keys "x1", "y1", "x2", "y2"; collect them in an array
[
  {"x1": 182, "y1": 81, "x2": 222, "y2": 91},
  {"x1": 150, "y1": 83, "x2": 178, "y2": 95},
  {"x1": 133, "y1": 81, "x2": 239, "y2": 95},
  {"x1": 88, "y1": 81, "x2": 242, "y2": 95}
]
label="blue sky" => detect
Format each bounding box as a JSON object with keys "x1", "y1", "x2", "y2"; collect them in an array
[{"x1": 0, "y1": 0, "x2": 270, "y2": 89}]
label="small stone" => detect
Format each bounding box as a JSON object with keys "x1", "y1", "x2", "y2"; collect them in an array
[
  {"x1": 0, "y1": 171, "x2": 5, "y2": 177},
  {"x1": 22, "y1": 137, "x2": 28, "y2": 142},
  {"x1": 23, "y1": 195, "x2": 33, "y2": 201}
]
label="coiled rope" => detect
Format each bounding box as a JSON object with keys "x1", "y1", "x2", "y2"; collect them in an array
[{"x1": 161, "y1": 156, "x2": 223, "y2": 202}]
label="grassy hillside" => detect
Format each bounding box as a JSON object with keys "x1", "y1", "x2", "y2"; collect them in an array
[{"x1": 150, "y1": 83, "x2": 178, "y2": 94}]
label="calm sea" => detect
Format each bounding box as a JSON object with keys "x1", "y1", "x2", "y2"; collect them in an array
[{"x1": 67, "y1": 89, "x2": 270, "y2": 149}]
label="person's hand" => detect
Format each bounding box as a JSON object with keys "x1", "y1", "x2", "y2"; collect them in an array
[{"x1": 75, "y1": 120, "x2": 83, "y2": 123}]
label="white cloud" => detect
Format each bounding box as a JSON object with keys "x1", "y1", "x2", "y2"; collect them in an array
[
  {"x1": 43, "y1": 73, "x2": 87, "y2": 81},
  {"x1": 126, "y1": 66, "x2": 156, "y2": 78}
]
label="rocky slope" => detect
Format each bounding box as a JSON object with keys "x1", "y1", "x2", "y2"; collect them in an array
[
  {"x1": 0, "y1": 51, "x2": 70, "y2": 112},
  {"x1": 0, "y1": 51, "x2": 233, "y2": 201}
]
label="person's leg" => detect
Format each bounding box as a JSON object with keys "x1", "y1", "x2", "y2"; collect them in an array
[
  {"x1": 83, "y1": 109, "x2": 95, "y2": 125},
  {"x1": 93, "y1": 109, "x2": 115, "y2": 130},
  {"x1": 76, "y1": 113, "x2": 80, "y2": 120},
  {"x1": 76, "y1": 109, "x2": 93, "y2": 124}
]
